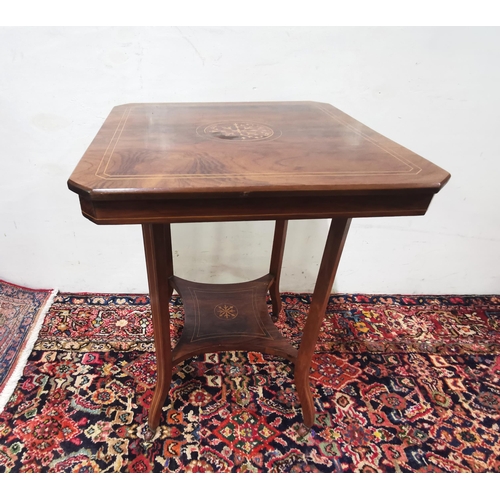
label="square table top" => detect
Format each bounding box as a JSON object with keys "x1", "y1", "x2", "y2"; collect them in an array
[{"x1": 68, "y1": 101, "x2": 450, "y2": 202}]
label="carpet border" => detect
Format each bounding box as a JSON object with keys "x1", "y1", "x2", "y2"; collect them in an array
[
  {"x1": 0, "y1": 288, "x2": 58, "y2": 413},
  {"x1": 0, "y1": 278, "x2": 54, "y2": 293}
]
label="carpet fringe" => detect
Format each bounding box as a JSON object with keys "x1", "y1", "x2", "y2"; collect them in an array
[{"x1": 0, "y1": 288, "x2": 58, "y2": 413}]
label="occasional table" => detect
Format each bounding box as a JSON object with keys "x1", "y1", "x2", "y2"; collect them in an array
[{"x1": 68, "y1": 101, "x2": 450, "y2": 430}]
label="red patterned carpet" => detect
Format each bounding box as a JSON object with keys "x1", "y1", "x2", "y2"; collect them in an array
[{"x1": 0, "y1": 292, "x2": 499, "y2": 472}]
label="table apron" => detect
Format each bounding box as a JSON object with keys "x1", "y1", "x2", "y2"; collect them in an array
[{"x1": 79, "y1": 192, "x2": 434, "y2": 224}]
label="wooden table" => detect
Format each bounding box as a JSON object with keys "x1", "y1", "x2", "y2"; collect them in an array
[{"x1": 68, "y1": 101, "x2": 450, "y2": 431}]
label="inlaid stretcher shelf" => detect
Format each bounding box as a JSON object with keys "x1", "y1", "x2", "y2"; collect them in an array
[
  {"x1": 67, "y1": 101, "x2": 450, "y2": 432},
  {"x1": 169, "y1": 275, "x2": 297, "y2": 366}
]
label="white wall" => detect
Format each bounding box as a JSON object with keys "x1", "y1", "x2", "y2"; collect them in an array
[{"x1": 0, "y1": 27, "x2": 498, "y2": 294}]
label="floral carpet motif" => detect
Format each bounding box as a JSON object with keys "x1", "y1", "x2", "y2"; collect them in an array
[
  {"x1": 0, "y1": 292, "x2": 499, "y2": 472},
  {"x1": 0, "y1": 279, "x2": 56, "y2": 412}
]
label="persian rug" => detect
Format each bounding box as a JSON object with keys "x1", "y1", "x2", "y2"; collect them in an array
[
  {"x1": 0, "y1": 292, "x2": 499, "y2": 472},
  {"x1": 0, "y1": 279, "x2": 56, "y2": 413}
]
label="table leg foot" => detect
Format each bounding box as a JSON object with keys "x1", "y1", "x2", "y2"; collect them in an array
[
  {"x1": 148, "y1": 371, "x2": 172, "y2": 431},
  {"x1": 295, "y1": 361, "x2": 316, "y2": 428}
]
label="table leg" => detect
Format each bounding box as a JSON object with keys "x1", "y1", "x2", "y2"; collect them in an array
[
  {"x1": 295, "y1": 218, "x2": 351, "y2": 427},
  {"x1": 269, "y1": 220, "x2": 288, "y2": 321},
  {"x1": 142, "y1": 223, "x2": 174, "y2": 431}
]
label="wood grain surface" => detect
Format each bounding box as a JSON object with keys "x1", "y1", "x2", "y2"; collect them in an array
[{"x1": 68, "y1": 101, "x2": 450, "y2": 202}]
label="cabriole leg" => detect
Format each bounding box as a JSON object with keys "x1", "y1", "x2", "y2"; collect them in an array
[
  {"x1": 294, "y1": 218, "x2": 351, "y2": 427},
  {"x1": 142, "y1": 223, "x2": 174, "y2": 431}
]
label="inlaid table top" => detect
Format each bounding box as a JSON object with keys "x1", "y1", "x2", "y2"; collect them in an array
[{"x1": 68, "y1": 101, "x2": 450, "y2": 203}]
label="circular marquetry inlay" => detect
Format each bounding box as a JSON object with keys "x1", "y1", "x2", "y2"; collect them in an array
[
  {"x1": 201, "y1": 122, "x2": 275, "y2": 142},
  {"x1": 214, "y1": 303, "x2": 238, "y2": 320}
]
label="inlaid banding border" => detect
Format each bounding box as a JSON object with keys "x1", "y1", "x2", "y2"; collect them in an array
[{"x1": 94, "y1": 104, "x2": 423, "y2": 181}]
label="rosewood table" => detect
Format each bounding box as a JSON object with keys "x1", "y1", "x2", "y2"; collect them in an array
[{"x1": 68, "y1": 101, "x2": 450, "y2": 431}]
